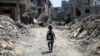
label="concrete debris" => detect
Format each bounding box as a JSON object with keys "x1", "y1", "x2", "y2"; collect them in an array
[
  {"x1": 0, "y1": 15, "x2": 15, "y2": 24},
  {"x1": 65, "y1": 14, "x2": 100, "y2": 39},
  {"x1": 0, "y1": 15, "x2": 26, "y2": 56},
  {"x1": 63, "y1": 14, "x2": 100, "y2": 56},
  {"x1": 77, "y1": 30, "x2": 87, "y2": 39}
]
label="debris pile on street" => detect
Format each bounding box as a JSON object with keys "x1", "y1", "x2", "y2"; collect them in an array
[
  {"x1": 66, "y1": 14, "x2": 100, "y2": 39},
  {"x1": 0, "y1": 15, "x2": 25, "y2": 56},
  {"x1": 64, "y1": 14, "x2": 100, "y2": 56}
]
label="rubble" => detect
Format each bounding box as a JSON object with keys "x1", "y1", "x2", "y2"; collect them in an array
[
  {"x1": 0, "y1": 15, "x2": 26, "y2": 56},
  {"x1": 63, "y1": 14, "x2": 100, "y2": 56},
  {"x1": 65, "y1": 14, "x2": 100, "y2": 39}
]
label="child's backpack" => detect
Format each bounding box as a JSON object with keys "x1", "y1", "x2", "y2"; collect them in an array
[{"x1": 47, "y1": 30, "x2": 54, "y2": 40}]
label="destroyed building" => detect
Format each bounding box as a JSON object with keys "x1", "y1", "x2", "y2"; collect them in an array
[
  {"x1": 0, "y1": 0, "x2": 52, "y2": 24},
  {"x1": 61, "y1": 0, "x2": 71, "y2": 13},
  {"x1": 68, "y1": 0, "x2": 100, "y2": 18},
  {"x1": 0, "y1": 0, "x2": 28, "y2": 22}
]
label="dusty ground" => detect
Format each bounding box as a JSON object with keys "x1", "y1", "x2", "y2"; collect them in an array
[{"x1": 18, "y1": 27, "x2": 83, "y2": 56}]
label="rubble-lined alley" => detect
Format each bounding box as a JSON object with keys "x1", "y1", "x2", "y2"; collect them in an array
[
  {"x1": 0, "y1": 14, "x2": 100, "y2": 56},
  {"x1": 0, "y1": 15, "x2": 84, "y2": 56},
  {"x1": 1, "y1": 0, "x2": 100, "y2": 56}
]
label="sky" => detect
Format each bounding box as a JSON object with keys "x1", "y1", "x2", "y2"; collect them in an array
[{"x1": 50, "y1": 0, "x2": 68, "y2": 7}]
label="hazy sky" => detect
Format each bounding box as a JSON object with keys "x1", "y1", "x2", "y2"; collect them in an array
[{"x1": 50, "y1": 0, "x2": 68, "y2": 7}]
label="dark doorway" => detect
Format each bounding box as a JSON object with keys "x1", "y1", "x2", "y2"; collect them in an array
[
  {"x1": 85, "y1": 9, "x2": 90, "y2": 13},
  {"x1": 38, "y1": 9, "x2": 42, "y2": 14},
  {"x1": 75, "y1": 8, "x2": 81, "y2": 17},
  {"x1": 3, "y1": 9, "x2": 15, "y2": 20},
  {"x1": 3, "y1": 9, "x2": 11, "y2": 14}
]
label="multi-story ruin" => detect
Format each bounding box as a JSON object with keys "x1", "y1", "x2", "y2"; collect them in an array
[
  {"x1": 0, "y1": 0, "x2": 27, "y2": 21},
  {"x1": 69, "y1": 0, "x2": 100, "y2": 18},
  {"x1": 61, "y1": 0, "x2": 70, "y2": 13},
  {"x1": 0, "y1": 0, "x2": 51, "y2": 23}
]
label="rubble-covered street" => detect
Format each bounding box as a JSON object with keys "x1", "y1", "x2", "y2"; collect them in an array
[
  {"x1": 18, "y1": 28, "x2": 83, "y2": 56},
  {"x1": 17, "y1": 14, "x2": 100, "y2": 56},
  {"x1": 1, "y1": 0, "x2": 100, "y2": 56},
  {"x1": 0, "y1": 14, "x2": 100, "y2": 56},
  {"x1": 1, "y1": 13, "x2": 100, "y2": 56},
  {"x1": 0, "y1": 15, "x2": 84, "y2": 56}
]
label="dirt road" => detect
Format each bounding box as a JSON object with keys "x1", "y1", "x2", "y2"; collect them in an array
[{"x1": 19, "y1": 27, "x2": 83, "y2": 56}]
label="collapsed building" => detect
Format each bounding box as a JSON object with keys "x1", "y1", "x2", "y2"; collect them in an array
[
  {"x1": 0, "y1": 0, "x2": 52, "y2": 24},
  {"x1": 66, "y1": 0, "x2": 100, "y2": 21},
  {"x1": 68, "y1": 14, "x2": 100, "y2": 56},
  {"x1": 0, "y1": 0, "x2": 27, "y2": 21}
]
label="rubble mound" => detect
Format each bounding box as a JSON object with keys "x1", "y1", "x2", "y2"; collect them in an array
[
  {"x1": 67, "y1": 14, "x2": 100, "y2": 39},
  {"x1": 0, "y1": 15, "x2": 15, "y2": 24},
  {"x1": 0, "y1": 15, "x2": 23, "y2": 56},
  {"x1": 67, "y1": 14, "x2": 100, "y2": 56}
]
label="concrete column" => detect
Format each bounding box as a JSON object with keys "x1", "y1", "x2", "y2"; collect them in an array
[
  {"x1": 47, "y1": 7, "x2": 51, "y2": 25},
  {"x1": 46, "y1": 0, "x2": 50, "y2": 25},
  {"x1": 16, "y1": 1, "x2": 21, "y2": 22}
]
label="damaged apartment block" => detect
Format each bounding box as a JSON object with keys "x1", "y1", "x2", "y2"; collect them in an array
[{"x1": 0, "y1": 0, "x2": 52, "y2": 24}]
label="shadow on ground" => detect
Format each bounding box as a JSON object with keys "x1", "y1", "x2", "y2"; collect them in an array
[{"x1": 42, "y1": 50, "x2": 52, "y2": 54}]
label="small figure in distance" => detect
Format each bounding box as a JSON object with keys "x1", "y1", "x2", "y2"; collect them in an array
[{"x1": 46, "y1": 25, "x2": 56, "y2": 52}]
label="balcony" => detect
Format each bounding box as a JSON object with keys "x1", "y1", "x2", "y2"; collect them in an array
[{"x1": 0, "y1": 0, "x2": 27, "y2": 5}]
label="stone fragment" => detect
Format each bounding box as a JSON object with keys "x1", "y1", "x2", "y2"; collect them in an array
[{"x1": 78, "y1": 30, "x2": 87, "y2": 39}]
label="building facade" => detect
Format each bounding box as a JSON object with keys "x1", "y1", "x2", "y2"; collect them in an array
[
  {"x1": 0, "y1": 0, "x2": 28, "y2": 21},
  {"x1": 61, "y1": 0, "x2": 71, "y2": 13},
  {"x1": 69, "y1": 0, "x2": 100, "y2": 18},
  {"x1": 0, "y1": 0, "x2": 51, "y2": 23}
]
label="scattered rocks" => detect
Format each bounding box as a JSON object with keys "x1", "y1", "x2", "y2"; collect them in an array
[
  {"x1": 0, "y1": 15, "x2": 26, "y2": 56},
  {"x1": 63, "y1": 14, "x2": 100, "y2": 56},
  {"x1": 77, "y1": 30, "x2": 87, "y2": 39},
  {"x1": 65, "y1": 14, "x2": 100, "y2": 39}
]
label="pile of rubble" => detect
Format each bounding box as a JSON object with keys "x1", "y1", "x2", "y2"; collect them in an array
[
  {"x1": 64, "y1": 14, "x2": 100, "y2": 56},
  {"x1": 66, "y1": 14, "x2": 100, "y2": 39},
  {"x1": 0, "y1": 15, "x2": 25, "y2": 56}
]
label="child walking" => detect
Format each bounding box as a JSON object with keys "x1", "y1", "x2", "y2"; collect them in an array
[{"x1": 46, "y1": 25, "x2": 56, "y2": 52}]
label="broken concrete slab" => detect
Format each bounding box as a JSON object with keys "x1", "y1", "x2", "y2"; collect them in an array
[{"x1": 78, "y1": 30, "x2": 88, "y2": 39}]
